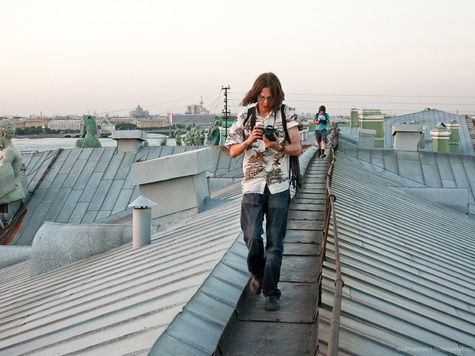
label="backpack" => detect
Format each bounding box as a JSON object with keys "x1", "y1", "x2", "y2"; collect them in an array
[
  {"x1": 312, "y1": 113, "x2": 328, "y2": 124},
  {"x1": 243, "y1": 104, "x2": 302, "y2": 189}
]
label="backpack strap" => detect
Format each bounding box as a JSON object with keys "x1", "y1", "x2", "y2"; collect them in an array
[
  {"x1": 244, "y1": 105, "x2": 291, "y2": 141},
  {"x1": 243, "y1": 107, "x2": 256, "y2": 130},
  {"x1": 281, "y1": 104, "x2": 290, "y2": 144}
]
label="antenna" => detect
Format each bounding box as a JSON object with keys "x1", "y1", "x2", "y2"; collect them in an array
[{"x1": 222, "y1": 86, "x2": 230, "y2": 139}]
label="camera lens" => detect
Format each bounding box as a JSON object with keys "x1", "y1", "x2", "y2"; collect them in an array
[{"x1": 264, "y1": 126, "x2": 278, "y2": 141}]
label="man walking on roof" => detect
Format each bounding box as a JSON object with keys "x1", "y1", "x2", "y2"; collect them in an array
[
  {"x1": 313, "y1": 105, "x2": 330, "y2": 158},
  {"x1": 225, "y1": 72, "x2": 301, "y2": 311}
]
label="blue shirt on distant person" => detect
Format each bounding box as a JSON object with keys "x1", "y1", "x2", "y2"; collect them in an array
[{"x1": 315, "y1": 113, "x2": 330, "y2": 130}]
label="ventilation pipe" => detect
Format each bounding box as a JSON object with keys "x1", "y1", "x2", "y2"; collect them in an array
[{"x1": 128, "y1": 195, "x2": 157, "y2": 249}]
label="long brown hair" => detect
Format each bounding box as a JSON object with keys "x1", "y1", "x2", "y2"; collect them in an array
[{"x1": 241, "y1": 72, "x2": 285, "y2": 112}]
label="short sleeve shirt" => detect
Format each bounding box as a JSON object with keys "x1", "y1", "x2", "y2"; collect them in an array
[
  {"x1": 225, "y1": 105, "x2": 299, "y2": 195},
  {"x1": 315, "y1": 113, "x2": 330, "y2": 130}
]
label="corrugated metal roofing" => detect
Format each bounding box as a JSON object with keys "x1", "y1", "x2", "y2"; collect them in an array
[
  {"x1": 149, "y1": 236, "x2": 250, "y2": 355},
  {"x1": 0, "y1": 143, "x2": 322, "y2": 355},
  {"x1": 338, "y1": 146, "x2": 475, "y2": 214},
  {"x1": 383, "y1": 109, "x2": 474, "y2": 155},
  {"x1": 318, "y1": 152, "x2": 475, "y2": 355},
  {"x1": 148, "y1": 146, "x2": 320, "y2": 355},
  {"x1": 11, "y1": 146, "x2": 243, "y2": 246},
  {"x1": 0, "y1": 193, "x2": 243, "y2": 355}
]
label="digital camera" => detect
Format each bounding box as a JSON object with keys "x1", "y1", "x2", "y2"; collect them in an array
[{"x1": 263, "y1": 125, "x2": 279, "y2": 141}]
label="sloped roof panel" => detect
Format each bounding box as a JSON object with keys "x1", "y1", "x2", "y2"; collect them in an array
[
  {"x1": 0, "y1": 196, "x2": 242, "y2": 355},
  {"x1": 11, "y1": 146, "x2": 243, "y2": 246},
  {"x1": 338, "y1": 146, "x2": 475, "y2": 214},
  {"x1": 318, "y1": 153, "x2": 475, "y2": 354}
]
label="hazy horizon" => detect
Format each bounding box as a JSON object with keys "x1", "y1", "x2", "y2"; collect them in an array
[{"x1": 2, "y1": 0, "x2": 475, "y2": 117}]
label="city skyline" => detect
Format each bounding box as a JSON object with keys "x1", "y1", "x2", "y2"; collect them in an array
[{"x1": 2, "y1": 0, "x2": 475, "y2": 117}]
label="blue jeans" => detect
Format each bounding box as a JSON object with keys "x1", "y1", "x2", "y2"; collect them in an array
[{"x1": 241, "y1": 186, "x2": 290, "y2": 298}]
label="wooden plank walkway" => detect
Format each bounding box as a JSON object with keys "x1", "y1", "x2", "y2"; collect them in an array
[{"x1": 216, "y1": 153, "x2": 328, "y2": 355}]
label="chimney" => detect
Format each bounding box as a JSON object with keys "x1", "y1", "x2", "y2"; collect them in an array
[
  {"x1": 111, "y1": 130, "x2": 147, "y2": 153},
  {"x1": 131, "y1": 148, "x2": 212, "y2": 225},
  {"x1": 446, "y1": 120, "x2": 460, "y2": 154},
  {"x1": 420, "y1": 125, "x2": 426, "y2": 150},
  {"x1": 430, "y1": 122, "x2": 451, "y2": 153},
  {"x1": 349, "y1": 108, "x2": 359, "y2": 127},
  {"x1": 359, "y1": 109, "x2": 384, "y2": 147},
  {"x1": 392, "y1": 124, "x2": 423, "y2": 151}
]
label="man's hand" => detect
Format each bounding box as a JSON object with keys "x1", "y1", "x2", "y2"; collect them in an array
[
  {"x1": 263, "y1": 133, "x2": 282, "y2": 151},
  {"x1": 245, "y1": 126, "x2": 263, "y2": 145},
  {"x1": 229, "y1": 126, "x2": 263, "y2": 158}
]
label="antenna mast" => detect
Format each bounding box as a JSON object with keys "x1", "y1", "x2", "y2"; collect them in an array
[{"x1": 222, "y1": 86, "x2": 230, "y2": 140}]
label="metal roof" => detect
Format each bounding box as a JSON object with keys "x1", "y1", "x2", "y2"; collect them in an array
[
  {"x1": 318, "y1": 152, "x2": 475, "y2": 355},
  {"x1": 339, "y1": 109, "x2": 474, "y2": 156},
  {"x1": 11, "y1": 146, "x2": 243, "y2": 246},
  {"x1": 23, "y1": 149, "x2": 62, "y2": 197},
  {"x1": 0, "y1": 149, "x2": 59, "y2": 240},
  {"x1": 383, "y1": 109, "x2": 474, "y2": 155},
  {"x1": 149, "y1": 235, "x2": 250, "y2": 355},
  {"x1": 0, "y1": 142, "x2": 323, "y2": 355},
  {"x1": 0, "y1": 194, "x2": 243, "y2": 355},
  {"x1": 338, "y1": 146, "x2": 475, "y2": 215},
  {"x1": 148, "y1": 145, "x2": 319, "y2": 355}
]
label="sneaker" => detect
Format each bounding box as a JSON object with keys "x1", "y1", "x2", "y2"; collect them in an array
[
  {"x1": 321, "y1": 153, "x2": 326, "y2": 158},
  {"x1": 249, "y1": 278, "x2": 262, "y2": 295},
  {"x1": 265, "y1": 296, "x2": 280, "y2": 311}
]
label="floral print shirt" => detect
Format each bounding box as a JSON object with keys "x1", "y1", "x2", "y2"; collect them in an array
[{"x1": 225, "y1": 105, "x2": 299, "y2": 194}]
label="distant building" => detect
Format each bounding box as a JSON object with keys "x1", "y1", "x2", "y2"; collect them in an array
[
  {"x1": 13, "y1": 120, "x2": 26, "y2": 130},
  {"x1": 130, "y1": 105, "x2": 149, "y2": 118},
  {"x1": 137, "y1": 118, "x2": 169, "y2": 129},
  {"x1": 185, "y1": 104, "x2": 209, "y2": 115},
  {"x1": 47, "y1": 119, "x2": 81, "y2": 131},
  {"x1": 107, "y1": 118, "x2": 138, "y2": 125},
  {"x1": 171, "y1": 114, "x2": 216, "y2": 129},
  {"x1": 25, "y1": 118, "x2": 47, "y2": 128},
  {"x1": 99, "y1": 121, "x2": 116, "y2": 133}
]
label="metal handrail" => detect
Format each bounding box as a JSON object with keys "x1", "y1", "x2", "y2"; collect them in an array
[{"x1": 316, "y1": 127, "x2": 343, "y2": 356}]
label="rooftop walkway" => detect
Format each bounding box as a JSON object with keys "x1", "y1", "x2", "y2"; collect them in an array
[{"x1": 215, "y1": 152, "x2": 329, "y2": 355}]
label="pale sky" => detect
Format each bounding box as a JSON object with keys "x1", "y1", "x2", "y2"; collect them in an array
[{"x1": 1, "y1": 0, "x2": 475, "y2": 117}]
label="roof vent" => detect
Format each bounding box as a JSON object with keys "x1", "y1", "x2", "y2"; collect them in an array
[
  {"x1": 392, "y1": 124, "x2": 423, "y2": 151},
  {"x1": 112, "y1": 130, "x2": 148, "y2": 153},
  {"x1": 128, "y1": 195, "x2": 156, "y2": 249}
]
